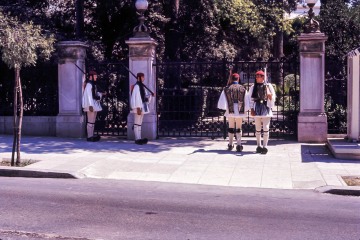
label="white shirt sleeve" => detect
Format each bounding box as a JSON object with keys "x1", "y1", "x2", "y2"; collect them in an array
[
  {"x1": 266, "y1": 84, "x2": 276, "y2": 109},
  {"x1": 82, "y1": 83, "x2": 93, "y2": 109},
  {"x1": 217, "y1": 90, "x2": 228, "y2": 110},
  {"x1": 130, "y1": 85, "x2": 143, "y2": 110}
]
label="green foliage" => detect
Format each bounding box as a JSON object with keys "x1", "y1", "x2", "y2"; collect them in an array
[
  {"x1": 0, "y1": 11, "x2": 55, "y2": 69},
  {"x1": 215, "y1": 0, "x2": 263, "y2": 36},
  {"x1": 0, "y1": 0, "x2": 301, "y2": 62},
  {"x1": 283, "y1": 74, "x2": 300, "y2": 94},
  {"x1": 319, "y1": 0, "x2": 360, "y2": 62},
  {"x1": 326, "y1": 103, "x2": 347, "y2": 134}
]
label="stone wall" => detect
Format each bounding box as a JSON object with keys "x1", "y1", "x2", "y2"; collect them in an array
[{"x1": 0, "y1": 116, "x2": 56, "y2": 136}]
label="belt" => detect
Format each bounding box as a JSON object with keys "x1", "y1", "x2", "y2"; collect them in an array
[{"x1": 255, "y1": 99, "x2": 266, "y2": 104}]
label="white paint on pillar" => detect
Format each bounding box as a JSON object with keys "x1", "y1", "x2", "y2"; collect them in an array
[{"x1": 347, "y1": 50, "x2": 360, "y2": 141}]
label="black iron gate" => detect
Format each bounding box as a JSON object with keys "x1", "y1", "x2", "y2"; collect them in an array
[
  {"x1": 88, "y1": 62, "x2": 129, "y2": 137},
  {"x1": 325, "y1": 59, "x2": 347, "y2": 134},
  {"x1": 155, "y1": 60, "x2": 300, "y2": 139}
]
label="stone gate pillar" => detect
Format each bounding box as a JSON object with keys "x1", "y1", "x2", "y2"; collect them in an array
[
  {"x1": 56, "y1": 41, "x2": 87, "y2": 138},
  {"x1": 297, "y1": 33, "x2": 328, "y2": 142},
  {"x1": 126, "y1": 37, "x2": 158, "y2": 140},
  {"x1": 347, "y1": 48, "x2": 360, "y2": 141}
]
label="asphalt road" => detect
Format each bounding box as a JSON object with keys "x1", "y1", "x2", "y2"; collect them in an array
[{"x1": 0, "y1": 178, "x2": 359, "y2": 240}]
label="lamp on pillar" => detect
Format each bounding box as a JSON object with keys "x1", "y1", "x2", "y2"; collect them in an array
[
  {"x1": 133, "y1": 0, "x2": 150, "y2": 38},
  {"x1": 303, "y1": 0, "x2": 320, "y2": 33}
]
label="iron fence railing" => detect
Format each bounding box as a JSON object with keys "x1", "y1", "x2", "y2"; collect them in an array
[
  {"x1": 155, "y1": 60, "x2": 300, "y2": 139},
  {"x1": 325, "y1": 59, "x2": 347, "y2": 134},
  {"x1": 0, "y1": 58, "x2": 347, "y2": 137},
  {"x1": 0, "y1": 61, "x2": 58, "y2": 117}
]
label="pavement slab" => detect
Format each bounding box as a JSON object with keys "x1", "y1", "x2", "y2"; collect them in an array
[{"x1": 1, "y1": 135, "x2": 360, "y2": 193}]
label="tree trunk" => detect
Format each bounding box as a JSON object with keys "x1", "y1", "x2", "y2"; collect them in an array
[
  {"x1": 164, "y1": 0, "x2": 182, "y2": 88},
  {"x1": 272, "y1": 30, "x2": 284, "y2": 85},
  {"x1": 75, "y1": 0, "x2": 84, "y2": 40},
  {"x1": 164, "y1": 0, "x2": 181, "y2": 61},
  {"x1": 16, "y1": 69, "x2": 23, "y2": 166},
  {"x1": 11, "y1": 67, "x2": 19, "y2": 166}
]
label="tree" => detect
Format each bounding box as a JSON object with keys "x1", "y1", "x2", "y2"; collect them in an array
[
  {"x1": 0, "y1": 0, "x2": 301, "y2": 62},
  {"x1": 320, "y1": 0, "x2": 360, "y2": 63},
  {"x1": 0, "y1": 11, "x2": 55, "y2": 166}
]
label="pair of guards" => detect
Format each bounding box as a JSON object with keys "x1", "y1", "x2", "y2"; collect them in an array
[
  {"x1": 83, "y1": 71, "x2": 152, "y2": 144},
  {"x1": 217, "y1": 70, "x2": 276, "y2": 154}
]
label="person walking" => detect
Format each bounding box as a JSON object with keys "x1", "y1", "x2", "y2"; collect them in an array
[
  {"x1": 82, "y1": 70, "x2": 106, "y2": 142},
  {"x1": 248, "y1": 70, "x2": 276, "y2": 154},
  {"x1": 218, "y1": 70, "x2": 249, "y2": 152},
  {"x1": 130, "y1": 72, "x2": 153, "y2": 145}
]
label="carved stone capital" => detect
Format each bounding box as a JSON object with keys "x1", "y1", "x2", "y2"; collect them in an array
[
  {"x1": 297, "y1": 33, "x2": 328, "y2": 53},
  {"x1": 300, "y1": 42, "x2": 324, "y2": 52},
  {"x1": 57, "y1": 41, "x2": 88, "y2": 60},
  {"x1": 126, "y1": 38, "x2": 158, "y2": 58}
]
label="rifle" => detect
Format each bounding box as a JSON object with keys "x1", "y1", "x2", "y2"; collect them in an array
[
  {"x1": 118, "y1": 62, "x2": 155, "y2": 96},
  {"x1": 264, "y1": 65, "x2": 272, "y2": 98},
  {"x1": 74, "y1": 63, "x2": 106, "y2": 94}
]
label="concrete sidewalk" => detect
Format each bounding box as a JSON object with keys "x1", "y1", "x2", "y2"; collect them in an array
[{"x1": 1, "y1": 134, "x2": 360, "y2": 190}]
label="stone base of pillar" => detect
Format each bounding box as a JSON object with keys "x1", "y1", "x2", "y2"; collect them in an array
[
  {"x1": 298, "y1": 113, "x2": 327, "y2": 143},
  {"x1": 327, "y1": 138, "x2": 360, "y2": 160},
  {"x1": 56, "y1": 115, "x2": 86, "y2": 138},
  {"x1": 127, "y1": 113, "x2": 157, "y2": 140}
]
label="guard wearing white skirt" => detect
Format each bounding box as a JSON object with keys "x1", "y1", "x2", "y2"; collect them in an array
[
  {"x1": 248, "y1": 70, "x2": 276, "y2": 154},
  {"x1": 217, "y1": 73, "x2": 249, "y2": 152},
  {"x1": 82, "y1": 70, "x2": 106, "y2": 142},
  {"x1": 130, "y1": 72, "x2": 153, "y2": 145}
]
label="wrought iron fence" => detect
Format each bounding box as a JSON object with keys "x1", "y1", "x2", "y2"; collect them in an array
[
  {"x1": 325, "y1": 59, "x2": 347, "y2": 134},
  {"x1": 0, "y1": 61, "x2": 58, "y2": 116},
  {"x1": 0, "y1": 57, "x2": 346, "y2": 137},
  {"x1": 155, "y1": 60, "x2": 300, "y2": 139}
]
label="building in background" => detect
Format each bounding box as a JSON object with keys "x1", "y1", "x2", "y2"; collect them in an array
[{"x1": 287, "y1": 0, "x2": 321, "y2": 19}]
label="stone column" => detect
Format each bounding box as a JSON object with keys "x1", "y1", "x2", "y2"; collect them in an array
[
  {"x1": 297, "y1": 33, "x2": 328, "y2": 142},
  {"x1": 347, "y1": 48, "x2": 360, "y2": 142},
  {"x1": 125, "y1": 37, "x2": 158, "y2": 140},
  {"x1": 56, "y1": 41, "x2": 87, "y2": 138}
]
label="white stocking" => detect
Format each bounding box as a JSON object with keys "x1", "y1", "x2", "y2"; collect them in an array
[
  {"x1": 228, "y1": 117, "x2": 235, "y2": 145},
  {"x1": 134, "y1": 114, "x2": 144, "y2": 140},
  {"x1": 262, "y1": 117, "x2": 271, "y2": 147},
  {"x1": 254, "y1": 118, "x2": 262, "y2": 147},
  {"x1": 86, "y1": 111, "x2": 97, "y2": 138},
  {"x1": 263, "y1": 131, "x2": 269, "y2": 147},
  {"x1": 235, "y1": 118, "x2": 243, "y2": 145}
]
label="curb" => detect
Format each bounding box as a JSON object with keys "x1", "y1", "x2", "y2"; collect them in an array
[
  {"x1": 315, "y1": 185, "x2": 360, "y2": 197},
  {"x1": 0, "y1": 167, "x2": 85, "y2": 179}
]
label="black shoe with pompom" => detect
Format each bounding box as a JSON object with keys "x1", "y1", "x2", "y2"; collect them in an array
[
  {"x1": 256, "y1": 146, "x2": 262, "y2": 153},
  {"x1": 261, "y1": 147, "x2": 268, "y2": 154},
  {"x1": 236, "y1": 145, "x2": 243, "y2": 152}
]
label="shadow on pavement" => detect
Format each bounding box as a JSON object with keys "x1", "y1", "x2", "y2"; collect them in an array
[{"x1": 301, "y1": 145, "x2": 359, "y2": 163}]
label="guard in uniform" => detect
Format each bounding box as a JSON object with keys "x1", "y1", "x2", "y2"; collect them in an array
[
  {"x1": 82, "y1": 70, "x2": 106, "y2": 142},
  {"x1": 218, "y1": 73, "x2": 249, "y2": 152},
  {"x1": 130, "y1": 72, "x2": 153, "y2": 145},
  {"x1": 248, "y1": 70, "x2": 276, "y2": 154}
]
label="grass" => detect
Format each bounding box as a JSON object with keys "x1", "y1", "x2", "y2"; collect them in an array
[
  {"x1": 342, "y1": 176, "x2": 360, "y2": 186},
  {"x1": 0, "y1": 159, "x2": 39, "y2": 167}
]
